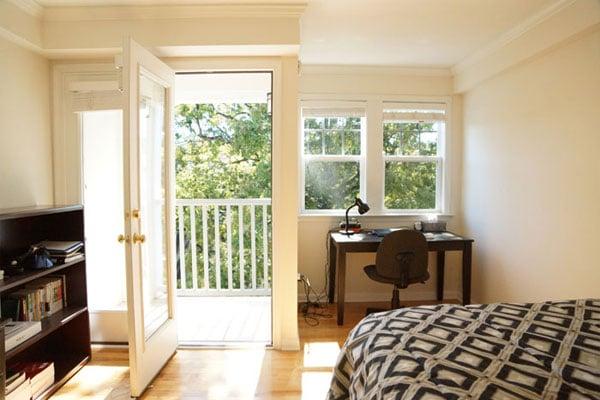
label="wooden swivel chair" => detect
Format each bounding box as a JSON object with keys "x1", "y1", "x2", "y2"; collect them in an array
[{"x1": 363, "y1": 230, "x2": 429, "y2": 312}]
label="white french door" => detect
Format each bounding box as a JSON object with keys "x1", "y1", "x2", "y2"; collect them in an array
[{"x1": 122, "y1": 38, "x2": 178, "y2": 397}]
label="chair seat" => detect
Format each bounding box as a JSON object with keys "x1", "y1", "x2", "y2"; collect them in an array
[{"x1": 363, "y1": 264, "x2": 430, "y2": 286}]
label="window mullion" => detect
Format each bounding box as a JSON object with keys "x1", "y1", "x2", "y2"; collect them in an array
[{"x1": 365, "y1": 99, "x2": 383, "y2": 213}]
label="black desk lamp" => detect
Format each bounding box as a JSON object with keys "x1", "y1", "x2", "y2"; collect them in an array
[{"x1": 344, "y1": 197, "x2": 370, "y2": 235}]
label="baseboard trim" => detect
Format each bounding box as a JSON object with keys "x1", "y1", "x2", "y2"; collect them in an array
[{"x1": 297, "y1": 290, "x2": 460, "y2": 303}]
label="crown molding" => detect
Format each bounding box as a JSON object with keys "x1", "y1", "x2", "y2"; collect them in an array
[
  {"x1": 301, "y1": 64, "x2": 452, "y2": 77},
  {"x1": 453, "y1": 0, "x2": 600, "y2": 92},
  {"x1": 5, "y1": 0, "x2": 44, "y2": 18},
  {"x1": 0, "y1": 25, "x2": 44, "y2": 54},
  {"x1": 43, "y1": 3, "x2": 307, "y2": 21},
  {"x1": 452, "y1": 0, "x2": 576, "y2": 74}
]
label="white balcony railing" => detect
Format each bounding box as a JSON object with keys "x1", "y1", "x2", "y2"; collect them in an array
[{"x1": 175, "y1": 198, "x2": 272, "y2": 296}]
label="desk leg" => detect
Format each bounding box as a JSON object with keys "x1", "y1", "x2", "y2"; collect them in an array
[
  {"x1": 436, "y1": 251, "x2": 445, "y2": 302},
  {"x1": 328, "y1": 237, "x2": 336, "y2": 304},
  {"x1": 462, "y1": 242, "x2": 472, "y2": 305},
  {"x1": 336, "y1": 247, "x2": 346, "y2": 326}
]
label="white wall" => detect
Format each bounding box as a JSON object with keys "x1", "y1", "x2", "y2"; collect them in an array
[
  {"x1": 461, "y1": 28, "x2": 600, "y2": 304},
  {"x1": 0, "y1": 36, "x2": 53, "y2": 209},
  {"x1": 298, "y1": 66, "x2": 466, "y2": 302}
]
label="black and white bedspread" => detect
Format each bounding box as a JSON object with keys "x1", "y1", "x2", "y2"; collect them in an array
[{"x1": 327, "y1": 299, "x2": 600, "y2": 400}]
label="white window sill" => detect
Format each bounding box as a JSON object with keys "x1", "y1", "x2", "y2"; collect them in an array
[{"x1": 298, "y1": 213, "x2": 455, "y2": 221}]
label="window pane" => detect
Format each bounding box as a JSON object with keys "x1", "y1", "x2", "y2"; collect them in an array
[
  {"x1": 385, "y1": 161, "x2": 437, "y2": 209},
  {"x1": 324, "y1": 129, "x2": 342, "y2": 154},
  {"x1": 303, "y1": 117, "x2": 361, "y2": 155},
  {"x1": 420, "y1": 127, "x2": 438, "y2": 156},
  {"x1": 343, "y1": 130, "x2": 360, "y2": 155},
  {"x1": 305, "y1": 161, "x2": 360, "y2": 209},
  {"x1": 383, "y1": 122, "x2": 402, "y2": 155},
  {"x1": 304, "y1": 129, "x2": 322, "y2": 154},
  {"x1": 383, "y1": 121, "x2": 439, "y2": 156}
]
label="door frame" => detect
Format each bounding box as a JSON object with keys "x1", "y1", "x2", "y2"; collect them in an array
[
  {"x1": 155, "y1": 57, "x2": 299, "y2": 350},
  {"x1": 52, "y1": 57, "x2": 300, "y2": 351}
]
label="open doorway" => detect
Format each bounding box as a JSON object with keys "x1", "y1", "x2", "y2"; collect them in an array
[
  {"x1": 81, "y1": 109, "x2": 128, "y2": 343},
  {"x1": 174, "y1": 72, "x2": 273, "y2": 345}
]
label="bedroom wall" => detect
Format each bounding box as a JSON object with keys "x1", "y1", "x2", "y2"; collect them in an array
[
  {"x1": 461, "y1": 27, "x2": 600, "y2": 303},
  {"x1": 298, "y1": 66, "x2": 465, "y2": 302},
  {"x1": 0, "y1": 35, "x2": 53, "y2": 209}
]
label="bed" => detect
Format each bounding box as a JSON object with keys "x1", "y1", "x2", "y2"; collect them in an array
[{"x1": 326, "y1": 299, "x2": 600, "y2": 399}]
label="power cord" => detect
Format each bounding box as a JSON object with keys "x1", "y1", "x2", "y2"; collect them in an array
[
  {"x1": 297, "y1": 229, "x2": 337, "y2": 326},
  {"x1": 299, "y1": 274, "x2": 332, "y2": 326}
]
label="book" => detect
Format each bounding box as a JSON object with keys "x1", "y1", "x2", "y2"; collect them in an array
[
  {"x1": 50, "y1": 252, "x2": 84, "y2": 265},
  {"x1": 4, "y1": 320, "x2": 42, "y2": 352},
  {"x1": 5, "y1": 276, "x2": 66, "y2": 321},
  {"x1": 47, "y1": 274, "x2": 68, "y2": 308},
  {"x1": 25, "y1": 277, "x2": 65, "y2": 317},
  {"x1": 5, "y1": 378, "x2": 31, "y2": 400},
  {"x1": 39, "y1": 240, "x2": 83, "y2": 255},
  {"x1": 9, "y1": 361, "x2": 55, "y2": 399},
  {"x1": 5, "y1": 371, "x2": 26, "y2": 394}
]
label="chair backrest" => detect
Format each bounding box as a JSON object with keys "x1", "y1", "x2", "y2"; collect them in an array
[{"x1": 375, "y1": 230, "x2": 428, "y2": 287}]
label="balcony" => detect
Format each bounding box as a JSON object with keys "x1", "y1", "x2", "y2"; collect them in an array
[{"x1": 175, "y1": 198, "x2": 272, "y2": 344}]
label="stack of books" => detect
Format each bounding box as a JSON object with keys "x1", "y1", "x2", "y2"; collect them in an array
[
  {"x1": 6, "y1": 362, "x2": 55, "y2": 400},
  {"x1": 2, "y1": 276, "x2": 66, "y2": 322},
  {"x1": 40, "y1": 240, "x2": 84, "y2": 265},
  {"x1": 3, "y1": 320, "x2": 42, "y2": 352},
  {"x1": 5, "y1": 369, "x2": 30, "y2": 400}
]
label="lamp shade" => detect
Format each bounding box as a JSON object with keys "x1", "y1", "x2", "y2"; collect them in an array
[{"x1": 356, "y1": 198, "x2": 370, "y2": 214}]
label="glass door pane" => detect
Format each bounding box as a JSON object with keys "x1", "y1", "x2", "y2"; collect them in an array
[{"x1": 139, "y1": 71, "x2": 169, "y2": 341}]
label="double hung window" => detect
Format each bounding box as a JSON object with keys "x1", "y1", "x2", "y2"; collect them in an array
[{"x1": 300, "y1": 100, "x2": 449, "y2": 215}]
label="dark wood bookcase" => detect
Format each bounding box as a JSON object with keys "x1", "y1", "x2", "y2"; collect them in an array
[{"x1": 0, "y1": 205, "x2": 91, "y2": 400}]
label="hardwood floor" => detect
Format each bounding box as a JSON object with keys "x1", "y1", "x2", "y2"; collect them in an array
[{"x1": 53, "y1": 300, "x2": 454, "y2": 399}]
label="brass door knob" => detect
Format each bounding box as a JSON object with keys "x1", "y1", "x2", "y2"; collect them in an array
[
  {"x1": 118, "y1": 234, "x2": 130, "y2": 244},
  {"x1": 133, "y1": 233, "x2": 146, "y2": 244}
]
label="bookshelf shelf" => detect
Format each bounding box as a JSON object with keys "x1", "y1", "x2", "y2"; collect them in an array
[
  {"x1": 5, "y1": 306, "x2": 88, "y2": 360},
  {"x1": 0, "y1": 258, "x2": 85, "y2": 294},
  {"x1": 0, "y1": 205, "x2": 91, "y2": 399}
]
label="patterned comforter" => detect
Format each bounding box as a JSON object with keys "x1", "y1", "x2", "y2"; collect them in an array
[{"x1": 327, "y1": 299, "x2": 600, "y2": 399}]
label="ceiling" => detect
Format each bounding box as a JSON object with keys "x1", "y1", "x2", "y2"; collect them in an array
[
  {"x1": 35, "y1": 0, "x2": 558, "y2": 68},
  {"x1": 300, "y1": 0, "x2": 556, "y2": 67}
]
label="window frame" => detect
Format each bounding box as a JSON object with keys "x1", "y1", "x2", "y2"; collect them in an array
[
  {"x1": 300, "y1": 102, "x2": 367, "y2": 215},
  {"x1": 382, "y1": 116, "x2": 445, "y2": 214},
  {"x1": 299, "y1": 95, "x2": 452, "y2": 217}
]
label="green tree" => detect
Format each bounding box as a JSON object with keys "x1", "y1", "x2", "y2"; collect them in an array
[{"x1": 175, "y1": 103, "x2": 271, "y2": 199}]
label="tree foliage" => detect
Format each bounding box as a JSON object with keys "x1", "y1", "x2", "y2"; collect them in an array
[{"x1": 175, "y1": 103, "x2": 271, "y2": 199}]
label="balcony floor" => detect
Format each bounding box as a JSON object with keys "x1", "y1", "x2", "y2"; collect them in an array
[{"x1": 176, "y1": 296, "x2": 271, "y2": 345}]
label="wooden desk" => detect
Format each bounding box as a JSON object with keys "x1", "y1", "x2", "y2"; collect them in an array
[{"x1": 328, "y1": 230, "x2": 474, "y2": 325}]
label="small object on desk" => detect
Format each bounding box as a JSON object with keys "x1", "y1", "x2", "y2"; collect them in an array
[
  {"x1": 415, "y1": 221, "x2": 447, "y2": 232},
  {"x1": 371, "y1": 227, "x2": 410, "y2": 237},
  {"x1": 339, "y1": 218, "x2": 362, "y2": 233}
]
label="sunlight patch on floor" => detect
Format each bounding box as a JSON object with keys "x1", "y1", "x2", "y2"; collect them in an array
[
  {"x1": 52, "y1": 365, "x2": 128, "y2": 400},
  {"x1": 301, "y1": 371, "x2": 333, "y2": 400},
  {"x1": 303, "y1": 342, "x2": 341, "y2": 368}
]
